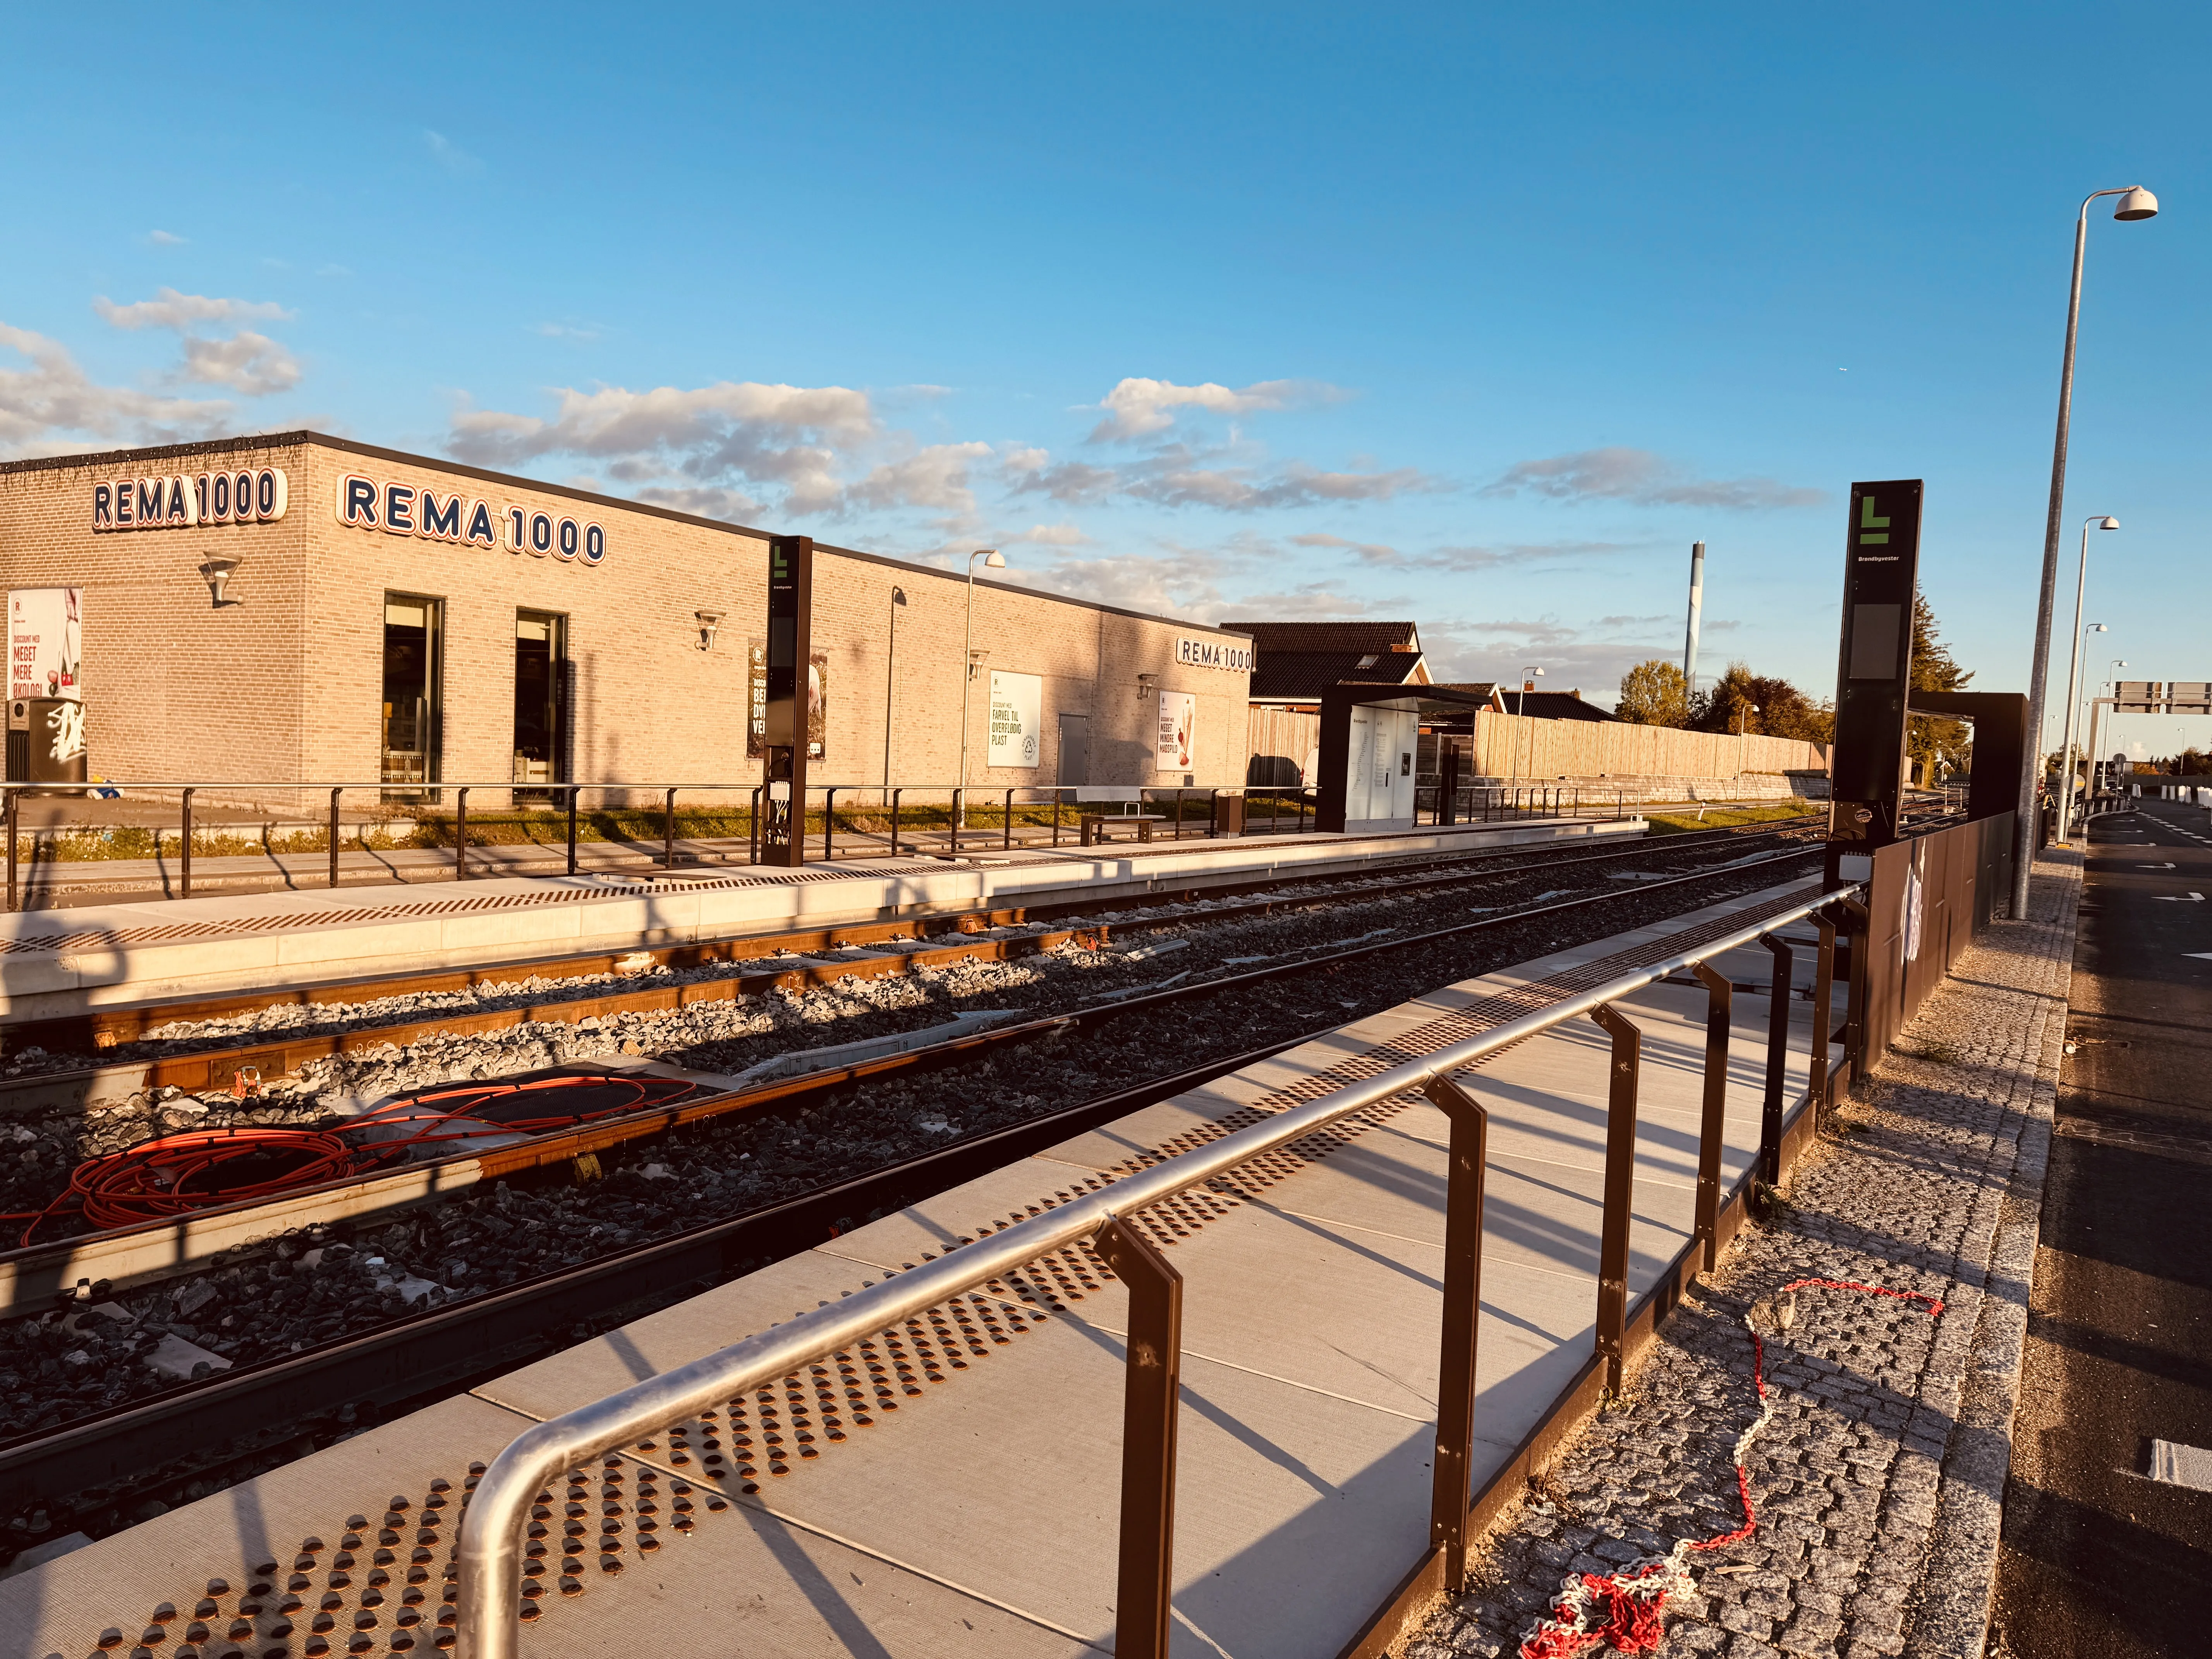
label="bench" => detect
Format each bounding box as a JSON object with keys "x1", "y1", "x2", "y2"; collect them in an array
[{"x1": 1080, "y1": 813, "x2": 1164, "y2": 847}]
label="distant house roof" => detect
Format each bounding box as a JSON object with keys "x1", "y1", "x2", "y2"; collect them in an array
[
  {"x1": 1222, "y1": 620, "x2": 1431, "y2": 702},
  {"x1": 1429, "y1": 684, "x2": 1619, "y2": 723}
]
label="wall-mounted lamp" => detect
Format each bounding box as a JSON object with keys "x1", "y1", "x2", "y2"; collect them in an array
[
  {"x1": 1137, "y1": 672, "x2": 1161, "y2": 701},
  {"x1": 198, "y1": 557, "x2": 242, "y2": 608},
  {"x1": 695, "y1": 608, "x2": 726, "y2": 650}
]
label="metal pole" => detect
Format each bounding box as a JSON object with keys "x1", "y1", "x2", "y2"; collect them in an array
[
  {"x1": 1004, "y1": 787, "x2": 1014, "y2": 850},
  {"x1": 5, "y1": 787, "x2": 16, "y2": 913},
  {"x1": 2020, "y1": 188, "x2": 2150, "y2": 918},
  {"x1": 890, "y1": 788, "x2": 901, "y2": 855},
  {"x1": 1690, "y1": 962, "x2": 1733, "y2": 1273},
  {"x1": 1811, "y1": 915, "x2": 1838, "y2": 1123},
  {"x1": 1589, "y1": 1003, "x2": 1641, "y2": 1397},
  {"x1": 180, "y1": 788, "x2": 195, "y2": 899},
  {"x1": 2056, "y1": 526, "x2": 2098, "y2": 843},
  {"x1": 566, "y1": 786, "x2": 579, "y2": 876},
  {"x1": 1089, "y1": 1216, "x2": 1182, "y2": 1659},
  {"x1": 328, "y1": 787, "x2": 342, "y2": 889},
  {"x1": 824, "y1": 787, "x2": 837, "y2": 861},
  {"x1": 1420, "y1": 1072, "x2": 1488, "y2": 1592},
  {"x1": 454, "y1": 787, "x2": 469, "y2": 881},
  {"x1": 661, "y1": 786, "x2": 677, "y2": 869},
  {"x1": 749, "y1": 786, "x2": 761, "y2": 864},
  {"x1": 1841, "y1": 898, "x2": 1870, "y2": 1084},
  {"x1": 1758, "y1": 934, "x2": 1793, "y2": 1189}
]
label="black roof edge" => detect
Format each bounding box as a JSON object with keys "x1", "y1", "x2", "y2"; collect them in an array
[{"x1": 0, "y1": 430, "x2": 1247, "y2": 642}]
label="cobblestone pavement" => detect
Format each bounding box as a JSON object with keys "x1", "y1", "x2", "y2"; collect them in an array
[{"x1": 1405, "y1": 853, "x2": 2081, "y2": 1659}]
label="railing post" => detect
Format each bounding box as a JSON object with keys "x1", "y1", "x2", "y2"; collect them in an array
[
  {"x1": 180, "y1": 787, "x2": 195, "y2": 899},
  {"x1": 328, "y1": 787, "x2": 343, "y2": 889},
  {"x1": 1810, "y1": 914, "x2": 1838, "y2": 1123},
  {"x1": 1208, "y1": 787, "x2": 1219, "y2": 838},
  {"x1": 454, "y1": 787, "x2": 469, "y2": 881},
  {"x1": 749, "y1": 786, "x2": 762, "y2": 865},
  {"x1": 1589, "y1": 1003, "x2": 1641, "y2": 1397},
  {"x1": 566, "y1": 786, "x2": 579, "y2": 876},
  {"x1": 664, "y1": 786, "x2": 678, "y2": 869},
  {"x1": 1690, "y1": 962, "x2": 1733, "y2": 1273},
  {"x1": 1758, "y1": 933, "x2": 1793, "y2": 1190},
  {"x1": 1841, "y1": 897, "x2": 1870, "y2": 1083},
  {"x1": 4, "y1": 787, "x2": 15, "y2": 913},
  {"x1": 950, "y1": 787, "x2": 961, "y2": 855},
  {"x1": 824, "y1": 787, "x2": 837, "y2": 861},
  {"x1": 890, "y1": 787, "x2": 902, "y2": 855},
  {"x1": 1089, "y1": 1216, "x2": 1182, "y2": 1659},
  {"x1": 1052, "y1": 787, "x2": 1062, "y2": 848},
  {"x1": 1419, "y1": 1071, "x2": 1489, "y2": 1593},
  {"x1": 1004, "y1": 787, "x2": 1015, "y2": 850}
]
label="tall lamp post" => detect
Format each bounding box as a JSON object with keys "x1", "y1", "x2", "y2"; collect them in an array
[
  {"x1": 883, "y1": 586, "x2": 907, "y2": 803},
  {"x1": 2055, "y1": 516, "x2": 2118, "y2": 842},
  {"x1": 1512, "y1": 665, "x2": 1544, "y2": 785},
  {"x1": 957, "y1": 550, "x2": 1005, "y2": 830},
  {"x1": 1736, "y1": 702, "x2": 1760, "y2": 785},
  {"x1": 2088, "y1": 658, "x2": 2128, "y2": 802},
  {"x1": 2015, "y1": 184, "x2": 2158, "y2": 917}
]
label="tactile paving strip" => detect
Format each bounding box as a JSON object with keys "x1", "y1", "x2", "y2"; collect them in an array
[{"x1": 45, "y1": 884, "x2": 1812, "y2": 1653}]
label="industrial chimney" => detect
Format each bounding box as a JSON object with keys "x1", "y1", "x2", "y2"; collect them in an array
[{"x1": 1683, "y1": 541, "x2": 1705, "y2": 692}]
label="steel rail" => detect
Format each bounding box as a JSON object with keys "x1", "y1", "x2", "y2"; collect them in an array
[
  {"x1": 2, "y1": 844, "x2": 1825, "y2": 1287},
  {"x1": 453, "y1": 879, "x2": 1860, "y2": 1659}
]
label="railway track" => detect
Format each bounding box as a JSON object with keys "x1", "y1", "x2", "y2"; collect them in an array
[
  {"x1": 2, "y1": 815, "x2": 1820, "y2": 1102},
  {"x1": 0, "y1": 836, "x2": 1857, "y2": 1553}
]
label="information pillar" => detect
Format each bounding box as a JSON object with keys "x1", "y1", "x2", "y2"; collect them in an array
[
  {"x1": 1826, "y1": 480, "x2": 1922, "y2": 888},
  {"x1": 760, "y1": 534, "x2": 813, "y2": 867}
]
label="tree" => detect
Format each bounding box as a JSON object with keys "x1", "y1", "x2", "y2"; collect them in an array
[
  {"x1": 1689, "y1": 661, "x2": 1834, "y2": 745},
  {"x1": 1906, "y1": 592, "x2": 1971, "y2": 776},
  {"x1": 1616, "y1": 659, "x2": 1691, "y2": 726}
]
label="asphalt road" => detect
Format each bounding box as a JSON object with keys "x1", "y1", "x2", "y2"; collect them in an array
[{"x1": 1990, "y1": 799, "x2": 2212, "y2": 1657}]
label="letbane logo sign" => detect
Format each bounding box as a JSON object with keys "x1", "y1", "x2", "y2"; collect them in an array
[
  {"x1": 336, "y1": 473, "x2": 608, "y2": 565},
  {"x1": 1175, "y1": 636, "x2": 1252, "y2": 672},
  {"x1": 92, "y1": 467, "x2": 289, "y2": 531}
]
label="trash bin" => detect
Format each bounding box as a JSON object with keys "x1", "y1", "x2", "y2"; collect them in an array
[
  {"x1": 26, "y1": 698, "x2": 86, "y2": 786},
  {"x1": 1212, "y1": 791, "x2": 1247, "y2": 836}
]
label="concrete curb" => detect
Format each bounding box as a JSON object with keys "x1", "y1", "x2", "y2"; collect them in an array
[{"x1": 1905, "y1": 850, "x2": 2081, "y2": 1659}]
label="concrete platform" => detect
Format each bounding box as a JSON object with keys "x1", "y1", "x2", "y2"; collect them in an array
[
  {"x1": 0, "y1": 874, "x2": 1832, "y2": 1659},
  {"x1": 0, "y1": 815, "x2": 1640, "y2": 1022}
]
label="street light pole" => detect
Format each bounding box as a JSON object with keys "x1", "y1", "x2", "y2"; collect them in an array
[
  {"x1": 2015, "y1": 184, "x2": 2158, "y2": 916},
  {"x1": 1513, "y1": 664, "x2": 1544, "y2": 787},
  {"x1": 2055, "y1": 517, "x2": 2117, "y2": 843},
  {"x1": 958, "y1": 550, "x2": 1005, "y2": 832},
  {"x1": 883, "y1": 586, "x2": 907, "y2": 803},
  {"x1": 1737, "y1": 703, "x2": 1760, "y2": 786}
]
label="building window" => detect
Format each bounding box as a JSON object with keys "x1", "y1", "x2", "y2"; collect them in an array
[
  {"x1": 513, "y1": 609, "x2": 569, "y2": 799},
  {"x1": 381, "y1": 594, "x2": 444, "y2": 797}
]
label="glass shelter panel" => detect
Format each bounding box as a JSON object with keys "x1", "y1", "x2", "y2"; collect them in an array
[{"x1": 513, "y1": 609, "x2": 568, "y2": 800}]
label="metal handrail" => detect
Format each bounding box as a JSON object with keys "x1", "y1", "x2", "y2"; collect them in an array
[{"x1": 453, "y1": 879, "x2": 1860, "y2": 1659}]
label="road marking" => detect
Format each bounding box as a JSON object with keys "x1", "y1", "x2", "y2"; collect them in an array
[
  {"x1": 2155, "y1": 891, "x2": 2205, "y2": 902},
  {"x1": 2138, "y1": 862, "x2": 2178, "y2": 869},
  {"x1": 2151, "y1": 1441, "x2": 2212, "y2": 1492}
]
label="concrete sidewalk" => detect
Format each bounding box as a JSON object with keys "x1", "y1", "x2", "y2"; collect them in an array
[{"x1": 1407, "y1": 850, "x2": 2080, "y2": 1659}]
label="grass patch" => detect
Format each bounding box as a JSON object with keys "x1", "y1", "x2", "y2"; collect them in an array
[{"x1": 1642, "y1": 798, "x2": 1819, "y2": 836}]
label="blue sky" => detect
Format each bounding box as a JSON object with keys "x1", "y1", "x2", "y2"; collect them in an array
[{"x1": 3, "y1": 4, "x2": 2207, "y2": 754}]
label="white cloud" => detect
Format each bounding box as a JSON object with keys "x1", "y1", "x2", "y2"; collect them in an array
[
  {"x1": 1012, "y1": 550, "x2": 1229, "y2": 619},
  {"x1": 1007, "y1": 443, "x2": 1434, "y2": 514},
  {"x1": 424, "y1": 129, "x2": 483, "y2": 174},
  {"x1": 0, "y1": 321, "x2": 234, "y2": 455},
  {"x1": 535, "y1": 321, "x2": 602, "y2": 341},
  {"x1": 633, "y1": 484, "x2": 764, "y2": 522},
  {"x1": 844, "y1": 441, "x2": 995, "y2": 514},
  {"x1": 1088, "y1": 376, "x2": 1342, "y2": 442},
  {"x1": 94, "y1": 288, "x2": 293, "y2": 332},
  {"x1": 1014, "y1": 521, "x2": 1088, "y2": 546},
  {"x1": 176, "y1": 330, "x2": 301, "y2": 395},
  {"x1": 448, "y1": 381, "x2": 875, "y2": 515},
  {"x1": 148, "y1": 229, "x2": 186, "y2": 246},
  {"x1": 1483, "y1": 446, "x2": 1823, "y2": 510}
]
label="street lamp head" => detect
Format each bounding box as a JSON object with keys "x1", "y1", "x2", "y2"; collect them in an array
[
  {"x1": 2113, "y1": 186, "x2": 2159, "y2": 221},
  {"x1": 2097, "y1": 516, "x2": 2119, "y2": 531},
  {"x1": 890, "y1": 586, "x2": 908, "y2": 606},
  {"x1": 973, "y1": 548, "x2": 1005, "y2": 569},
  {"x1": 2088, "y1": 622, "x2": 2108, "y2": 634}
]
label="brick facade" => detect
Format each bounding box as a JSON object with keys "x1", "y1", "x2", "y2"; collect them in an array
[{"x1": 0, "y1": 433, "x2": 1252, "y2": 804}]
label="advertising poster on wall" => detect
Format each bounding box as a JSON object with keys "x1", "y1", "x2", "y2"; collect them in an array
[
  {"x1": 10, "y1": 588, "x2": 82, "y2": 702},
  {"x1": 988, "y1": 670, "x2": 1042, "y2": 768},
  {"x1": 1154, "y1": 689, "x2": 1197, "y2": 772},
  {"x1": 749, "y1": 639, "x2": 829, "y2": 760}
]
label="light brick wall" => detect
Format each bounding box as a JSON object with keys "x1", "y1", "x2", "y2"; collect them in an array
[{"x1": 0, "y1": 434, "x2": 1252, "y2": 804}]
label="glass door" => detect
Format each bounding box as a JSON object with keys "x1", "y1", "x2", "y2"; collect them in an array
[
  {"x1": 513, "y1": 610, "x2": 568, "y2": 800},
  {"x1": 382, "y1": 594, "x2": 443, "y2": 798}
]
